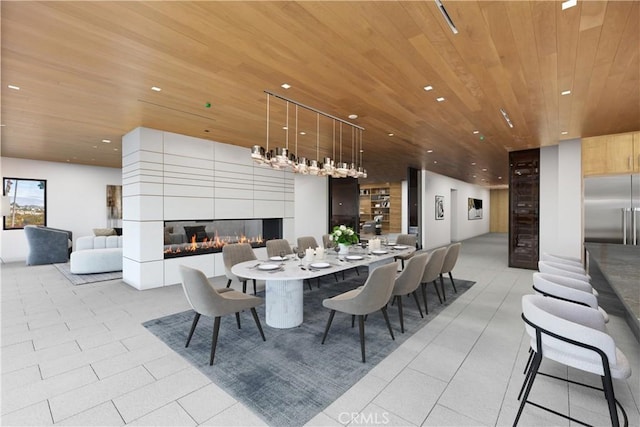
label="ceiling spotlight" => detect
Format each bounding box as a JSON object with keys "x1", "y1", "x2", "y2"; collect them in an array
[
  {"x1": 471, "y1": 162, "x2": 476, "y2": 165},
  {"x1": 435, "y1": 0, "x2": 459, "y2": 34},
  {"x1": 102, "y1": 139, "x2": 111, "y2": 143},
  {"x1": 561, "y1": 0, "x2": 577, "y2": 10},
  {"x1": 427, "y1": 149, "x2": 434, "y2": 153},
  {"x1": 472, "y1": 130, "x2": 480, "y2": 134},
  {"x1": 281, "y1": 83, "x2": 291, "y2": 89},
  {"x1": 151, "y1": 86, "x2": 162, "y2": 92},
  {"x1": 7, "y1": 85, "x2": 20, "y2": 90},
  {"x1": 299, "y1": 131, "x2": 306, "y2": 135},
  {"x1": 482, "y1": 168, "x2": 487, "y2": 171},
  {"x1": 433, "y1": 160, "x2": 438, "y2": 164},
  {"x1": 436, "y1": 97, "x2": 445, "y2": 102},
  {"x1": 424, "y1": 85, "x2": 433, "y2": 91},
  {"x1": 388, "y1": 133, "x2": 394, "y2": 137},
  {"x1": 498, "y1": 176, "x2": 502, "y2": 180},
  {"x1": 348, "y1": 114, "x2": 358, "y2": 119},
  {"x1": 561, "y1": 90, "x2": 571, "y2": 95},
  {"x1": 561, "y1": 131, "x2": 568, "y2": 135},
  {"x1": 500, "y1": 108, "x2": 514, "y2": 128}
]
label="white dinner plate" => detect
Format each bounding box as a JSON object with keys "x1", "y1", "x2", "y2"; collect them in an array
[
  {"x1": 387, "y1": 242, "x2": 396, "y2": 246},
  {"x1": 270, "y1": 256, "x2": 287, "y2": 261},
  {"x1": 345, "y1": 255, "x2": 364, "y2": 260},
  {"x1": 258, "y1": 263, "x2": 281, "y2": 271},
  {"x1": 310, "y1": 262, "x2": 331, "y2": 269},
  {"x1": 393, "y1": 245, "x2": 408, "y2": 250},
  {"x1": 371, "y1": 250, "x2": 388, "y2": 255}
]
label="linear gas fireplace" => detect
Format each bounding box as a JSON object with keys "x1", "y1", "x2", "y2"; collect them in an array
[{"x1": 164, "y1": 218, "x2": 282, "y2": 259}]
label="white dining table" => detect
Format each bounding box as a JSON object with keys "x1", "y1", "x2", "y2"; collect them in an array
[{"x1": 231, "y1": 244, "x2": 415, "y2": 328}]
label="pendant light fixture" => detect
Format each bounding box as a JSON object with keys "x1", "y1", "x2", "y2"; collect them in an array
[{"x1": 251, "y1": 91, "x2": 365, "y2": 178}]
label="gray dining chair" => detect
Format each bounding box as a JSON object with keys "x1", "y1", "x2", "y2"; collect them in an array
[
  {"x1": 421, "y1": 247, "x2": 447, "y2": 313},
  {"x1": 322, "y1": 234, "x2": 335, "y2": 249},
  {"x1": 222, "y1": 243, "x2": 258, "y2": 294},
  {"x1": 393, "y1": 234, "x2": 417, "y2": 269},
  {"x1": 298, "y1": 235, "x2": 341, "y2": 284},
  {"x1": 391, "y1": 252, "x2": 429, "y2": 333},
  {"x1": 439, "y1": 242, "x2": 461, "y2": 300},
  {"x1": 266, "y1": 239, "x2": 293, "y2": 258},
  {"x1": 179, "y1": 265, "x2": 266, "y2": 365},
  {"x1": 321, "y1": 262, "x2": 397, "y2": 363}
]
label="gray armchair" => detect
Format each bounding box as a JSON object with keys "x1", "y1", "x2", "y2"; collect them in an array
[{"x1": 24, "y1": 225, "x2": 72, "y2": 265}]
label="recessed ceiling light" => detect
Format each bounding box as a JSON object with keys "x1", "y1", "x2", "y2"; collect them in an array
[
  {"x1": 282, "y1": 126, "x2": 288, "y2": 130},
  {"x1": 498, "y1": 176, "x2": 502, "y2": 180},
  {"x1": 471, "y1": 162, "x2": 476, "y2": 165},
  {"x1": 348, "y1": 114, "x2": 358, "y2": 120},
  {"x1": 433, "y1": 160, "x2": 438, "y2": 164},
  {"x1": 424, "y1": 85, "x2": 433, "y2": 91},
  {"x1": 436, "y1": 97, "x2": 445, "y2": 102},
  {"x1": 482, "y1": 168, "x2": 487, "y2": 171},
  {"x1": 500, "y1": 108, "x2": 514, "y2": 128},
  {"x1": 472, "y1": 130, "x2": 480, "y2": 134},
  {"x1": 388, "y1": 133, "x2": 394, "y2": 137},
  {"x1": 92, "y1": 145, "x2": 97, "y2": 149},
  {"x1": 102, "y1": 139, "x2": 111, "y2": 143},
  {"x1": 281, "y1": 83, "x2": 291, "y2": 89},
  {"x1": 561, "y1": 90, "x2": 571, "y2": 95},
  {"x1": 427, "y1": 149, "x2": 434, "y2": 153},
  {"x1": 472, "y1": 175, "x2": 477, "y2": 178},
  {"x1": 299, "y1": 131, "x2": 306, "y2": 135},
  {"x1": 562, "y1": 0, "x2": 577, "y2": 11},
  {"x1": 113, "y1": 148, "x2": 118, "y2": 151},
  {"x1": 561, "y1": 131, "x2": 568, "y2": 135},
  {"x1": 359, "y1": 149, "x2": 364, "y2": 153},
  {"x1": 151, "y1": 86, "x2": 162, "y2": 92},
  {"x1": 7, "y1": 85, "x2": 20, "y2": 90}
]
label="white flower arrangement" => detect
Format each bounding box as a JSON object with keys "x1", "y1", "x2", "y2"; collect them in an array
[{"x1": 329, "y1": 224, "x2": 359, "y2": 245}]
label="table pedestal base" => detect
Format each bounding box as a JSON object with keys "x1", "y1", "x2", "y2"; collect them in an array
[{"x1": 265, "y1": 279, "x2": 303, "y2": 328}]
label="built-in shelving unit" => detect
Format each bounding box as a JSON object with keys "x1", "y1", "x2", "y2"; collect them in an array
[
  {"x1": 359, "y1": 183, "x2": 401, "y2": 234},
  {"x1": 509, "y1": 149, "x2": 540, "y2": 269}
]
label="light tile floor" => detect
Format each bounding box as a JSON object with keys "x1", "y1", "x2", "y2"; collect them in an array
[{"x1": 1, "y1": 233, "x2": 638, "y2": 426}]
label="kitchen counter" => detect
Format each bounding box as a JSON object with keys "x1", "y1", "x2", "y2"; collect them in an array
[{"x1": 585, "y1": 243, "x2": 640, "y2": 341}]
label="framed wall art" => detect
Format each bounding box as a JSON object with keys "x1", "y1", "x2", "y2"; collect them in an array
[
  {"x1": 435, "y1": 195, "x2": 444, "y2": 220},
  {"x1": 468, "y1": 197, "x2": 483, "y2": 220}
]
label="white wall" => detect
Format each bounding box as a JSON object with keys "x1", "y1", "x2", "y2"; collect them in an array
[
  {"x1": 421, "y1": 170, "x2": 490, "y2": 250},
  {"x1": 540, "y1": 139, "x2": 583, "y2": 259},
  {"x1": 294, "y1": 174, "x2": 328, "y2": 245},
  {"x1": 1, "y1": 157, "x2": 122, "y2": 262}
]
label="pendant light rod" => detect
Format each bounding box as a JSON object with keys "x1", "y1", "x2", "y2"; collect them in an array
[{"x1": 264, "y1": 90, "x2": 364, "y2": 131}]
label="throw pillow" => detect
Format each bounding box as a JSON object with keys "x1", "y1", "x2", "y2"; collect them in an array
[
  {"x1": 93, "y1": 228, "x2": 116, "y2": 236},
  {"x1": 113, "y1": 227, "x2": 123, "y2": 236},
  {"x1": 183, "y1": 225, "x2": 207, "y2": 242}
]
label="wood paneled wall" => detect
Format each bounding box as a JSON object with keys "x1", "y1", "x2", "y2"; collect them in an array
[{"x1": 490, "y1": 189, "x2": 508, "y2": 233}]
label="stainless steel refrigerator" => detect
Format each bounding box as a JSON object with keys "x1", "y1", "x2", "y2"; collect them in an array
[{"x1": 584, "y1": 175, "x2": 640, "y2": 244}]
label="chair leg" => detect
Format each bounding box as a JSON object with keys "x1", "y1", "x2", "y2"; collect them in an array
[
  {"x1": 358, "y1": 315, "x2": 366, "y2": 363},
  {"x1": 420, "y1": 283, "x2": 429, "y2": 315},
  {"x1": 523, "y1": 347, "x2": 533, "y2": 374},
  {"x1": 411, "y1": 291, "x2": 424, "y2": 318},
  {"x1": 242, "y1": 280, "x2": 247, "y2": 294},
  {"x1": 304, "y1": 279, "x2": 312, "y2": 290},
  {"x1": 226, "y1": 279, "x2": 232, "y2": 288},
  {"x1": 321, "y1": 310, "x2": 336, "y2": 344},
  {"x1": 433, "y1": 280, "x2": 443, "y2": 304},
  {"x1": 396, "y1": 296, "x2": 405, "y2": 333},
  {"x1": 514, "y1": 351, "x2": 542, "y2": 425},
  {"x1": 351, "y1": 314, "x2": 355, "y2": 327},
  {"x1": 439, "y1": 274, "x2": 447, "y2": 301},
  {"x1": 185, "y1": 312, "x2": 201, "y2": 347},
  {"x1": 250, "y1": 307, "x2": 266, "y2": 341},
  {"x1": 333, "y1": 272, "x2": 339, "y2": 283},
  {"x1": 235, "y1": 312, "x2": 241, "y2": 329},
  {"x1": 381, "y1": 306, "x2": 395, "y2": 341},
  {"x1": 355, "y1": 266, "x2": 360, "y2": 276},
  {"x1": 252, "y1": 279, "x2": 257, "y2": 295},
  {"x1": 602, "y1": 373, "x2": 621, "y2": 427},
  {"x1": 448, "y1": 272, "x2": 457, "y2": 293},
  {"x1": 401, "y1": 259, "x2": 405, "y2": 269},
  {"x1": 209, "y1": 316, "x2": 221, "y2": 365}
]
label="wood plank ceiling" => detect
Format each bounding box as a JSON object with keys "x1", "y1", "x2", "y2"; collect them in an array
[{"x1": 1, "y1": 1, "x2": 638, "y2": 185}]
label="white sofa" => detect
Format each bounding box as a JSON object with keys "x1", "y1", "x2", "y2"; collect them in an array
[{"x1": 70, "y1": 235, "x2": 123, "y2": 274}]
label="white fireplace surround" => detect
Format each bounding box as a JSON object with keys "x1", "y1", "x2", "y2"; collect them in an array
[{"x1": 122, "y1": 127, "x2": 325, "y2": 290}]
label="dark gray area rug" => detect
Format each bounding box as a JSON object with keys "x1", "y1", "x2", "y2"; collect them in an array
[
  {"x1": 53, "y1": 262, "x2": 122, "y2": 285},
  {"x1": 143, "y1": 272, "x2": 474, "y2": 427}
]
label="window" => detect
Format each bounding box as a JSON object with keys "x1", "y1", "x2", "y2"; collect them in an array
[{"x1": 3, "y1": 178, "x2": 47, "y2": 230}]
